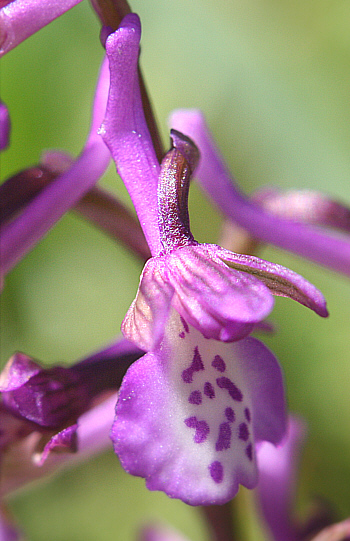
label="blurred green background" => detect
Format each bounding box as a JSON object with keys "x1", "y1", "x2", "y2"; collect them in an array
[{"x1": 1, "y1": 0, "x2": 350, "y2": 539}]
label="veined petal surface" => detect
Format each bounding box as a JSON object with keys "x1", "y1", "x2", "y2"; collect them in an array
[
  {"x1": 166, "y1": 244, "x2": 274, "y2": 342},
  {"x1": 122, "y1": 258, "x2": 174, "y2": 351},
  {"x1": 215, "y1": 246, "x2": 328, "y2": 317}
]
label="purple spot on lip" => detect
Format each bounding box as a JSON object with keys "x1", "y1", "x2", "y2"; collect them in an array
[
  {"x1": 212, "y1": 355, "x2": 226, "y2": 373},
  {"x1": 204, "y1": 381, "x2": 215, "y2": 399},
  {"x1": 180, "y1": 316, "x2": 189, "y2": 334},
  {"x1": 185, "y1": 416, "x2": 209, "y2": 443},
  {"x1": 216, "y1": 377, "x2": 243, "y2": 402},
  {"x1": 179, "y1": 331, "x2": 185, "y2": 339},
  {"x1": 225, "y1": 407, "x2": 235, "y2": 423},
  {"x1": 216, "y1": 422, "x2": 231, "y2": 451},
  {"x1": 246, "y1": 443, "x2": 253, "y2": 461},
  {"x1": 188, "y1": 390, "x2": 202, "y2": 405},
  {"x1": 209, "y1": 461, "x2": 224, "y2": 483},
  {"x1": 238, "y1": 423, "x2": 249, "y2": 442},
  {"x1": 182, "y1": 347, "x2": 204, "y2": 383},
  {"x1": 244, "y1": 408, "x2": 251, "y2": 422}
]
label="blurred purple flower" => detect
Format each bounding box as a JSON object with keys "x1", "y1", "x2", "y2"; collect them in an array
[
  {"x1": 0, "y1": 52, "x2": 111, "y2": 284},
  {"x1": 169, "y1": 109, "x2": 350, "y2": 277},
  {"x1": 257, "y1": 416, "x2": 307, "y2": 541},
  {"x1": 0, "y1": 338, "x2": 142, "y2": 493},
  {"x1": 0, "y1": 101, "x2": 10, "y2": 150},
  {"x1": 99, "y1": 13, "x2": 327, "y2": 506},
  {"x1": 0, "y1": 503, "x2": 22, "y2": 541},
  {"x1": 139, "y1": 524, "x2": 192, "y2": 541},
  {"x1": 253, "y1": 188, "x2": 350, "y2": 233},
  {"x1": 256, "y1": 416, "x2": 346, "y2": 541}
]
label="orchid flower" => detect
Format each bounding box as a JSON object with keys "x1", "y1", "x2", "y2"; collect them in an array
[
  {"x1": 99, "y1": 13, "x2": 327, "y2": 506},
  {"x1": 139, "y1": 524, "x2": 192, "y2": 541},
  {"x1": 169, "y1": 110, "x2": 350, "y2": 277},
  {"x1": 0, "y1": 504, "x2": 22, "y2": 541},
  {"x1": 0, "y1": 338, "x2": 143, "y2": 495},
  {"x1": 256, "y1": 417, "x2": 350, "y2": 541},
  {"x1": 257, "y1": 417, "x2": 307, "y2": 541}
]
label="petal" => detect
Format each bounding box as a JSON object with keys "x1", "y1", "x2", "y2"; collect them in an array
[
  {"x1": 34, "y1": 424, "x2": 78, "y2": 466},
  {"x1": 169, "y1": 109, "x2": 350, "y2": 277},
  {"x1": 166, "y1": 245, "x2": 274, "y2": 342},
  {"x1": 0, "y1": 56, "x2": 111, "y2": 279},
  {"x1": 101, "y1": 14, "x2": 161, "y2": 256},
  {"x1": 0, "y1": 166, "x2": 57, "y2": 227},
  {"x1": 1, "y1": 361, "x2": 85, "y2": 428},
  {"x1": 256, "y1": 416, "x2": 307, "y2": 541},
  {"x1": 140, "y1": 524, "x2": 192, "y2": 541},
  {"x1": 0, "y1": 101, "x2": 10, "y2": 150},
  {"x1": 254, "y1": 188, "x2": 350, "y2": 233},
  {"x1": 0, "y1": 504, "x2": 22, "y2": 541},
  {"x1": 309, "y1": 520, "x2": 350, "y2": 541},
  {"x1": 112, "y1": 309, "x2": 286, "y2": 505},
  {"x1": 216, "y1": 246, "x2": 328, "y2": 317},
  {"x1": 0, "y1": 352, "x2": 41, "y2": 391},
  {"x1": 0, "y1": 339, "x2": 141, "y2": 428},
  {"x1": 1, "y1": 393, "x2": 118, "y2": 497},
  {"x1": 122, "y1": 258, "x2": 174, "y2": 350},
  {"x1": 0, "y1": 0, "x2": 83, "y2": 56}
]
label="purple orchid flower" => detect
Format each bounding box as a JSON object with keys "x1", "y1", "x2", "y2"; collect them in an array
[
  {"x1": 257, "y1": 416, "x2": 307, "y2": 541},
  {"x1": 0, "y1": 505, "x2": 22, "y2": 541},
  {"x1": 1, "y1": 389, "x2": 120, "y2": 497},
  {"x1": 139, "y1": 524, "x2": 192, "y2": 541},
  {"x1": 169, "y1": 109, "x2": 350, "y2": 277},
  {"x1": 99, "y1": 13, "x2": 327, "y2": 506},
  {"x1": 0, "y1": 52, "x2": 111, "y2": 284},
  {"x1": 256, "y1": 417, "x2": 350, "y2": 541},
  {"x1": 0, "y1": 338, "x2": 142, "y2": 486},
  {"x1": 253, "y1": 187, "x2": 350, "y2": 233},
  {"x1": 0, "y1": 0, "x2": 84, "y2": 56}
]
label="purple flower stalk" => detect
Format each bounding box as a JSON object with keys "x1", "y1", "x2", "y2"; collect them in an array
[
  {"x1": 100, "y1": 13, "x2": 327, "y2": 506},
  {"x1": 169, "y1": 109, "x2": 350, "y2": 277}
]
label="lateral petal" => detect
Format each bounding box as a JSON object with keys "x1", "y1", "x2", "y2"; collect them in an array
[
  {"x1": 216, "y1": 246, "x2": 328, "y2": 317},
  {"x1": 166, "y1": 244, "x2": 274, "y2": 342},
  {"x1": 122, "y1": 258, "x2": 174, "y2": 351}
]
